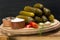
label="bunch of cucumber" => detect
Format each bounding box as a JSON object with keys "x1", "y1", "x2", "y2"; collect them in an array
[{"x1": 16, "y1": 3, "x2": 55, "y2": 24}]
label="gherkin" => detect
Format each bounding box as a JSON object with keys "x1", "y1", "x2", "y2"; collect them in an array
[
  {"x1": 19, "y1": 11, "x2": 35, "y2": 17},
  {"x1": 16, "y1": 3, "x2": 55, "y2": 23},
  {"x1": 24, "y1": 6, "x2": 35, "y2": 12},
  {"x1": 24, "y1": 6, "x2": 43, "y2": 16},
  {"x1": 48, "y1": 14, "x2": 55, "y2": 22},
  {"x1": 33, "y1": 3, "x2": 44, "y2": 9},
  {"x1": 42, "y1": 16, "x2": 48, "y2": 22},
  {"x1": 35, "y1": 8, "x2": 43, "y2": 16},
  {"x1": 16, "y1": 15, "x2": 28, "y2": 21},
  {"x1": 43, "y1": 8, "x2": 51, "y2": 16},
  {"x1": 35, "y1": 16, "x2": 43, "y2": 23},
  {"x1": 16, "y1": 15, "x2": 34, "y2": 24}
]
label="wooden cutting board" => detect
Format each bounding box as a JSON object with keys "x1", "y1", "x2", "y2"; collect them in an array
[
  {"x1": 8, "y1": 28, "x2": 60, "y2": 40},
  {"x1": 0, "y1": 30, "x2": 8, "y2": 40},
  {"x1": 0, "y1": 20, "x2": 60, "y2": 40},
  {"x1": 0, "y1": 27, "x2": 60, "y2": 40}
]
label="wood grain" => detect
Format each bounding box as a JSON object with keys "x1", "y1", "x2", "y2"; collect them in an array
[
  {"x1": 8, "y1": 28, "x2": 60, "y2": 40},
  {"x1": 0, "y1": 28, "x2": 60, "y2": 40}
]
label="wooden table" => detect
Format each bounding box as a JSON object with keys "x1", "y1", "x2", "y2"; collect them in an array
[{"x1": 8, "y1": 28, "x2": 60, "y2": 40}]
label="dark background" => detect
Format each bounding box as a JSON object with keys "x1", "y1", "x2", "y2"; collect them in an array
[{"x1": 0, "y1": 0, "x2": 60, "y2": 24}]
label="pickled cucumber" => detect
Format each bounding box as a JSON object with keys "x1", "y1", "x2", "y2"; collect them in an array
[
  {"x1": 24, "y1": 6, "x2": 35, "y2": 12},
  {"x1": 19, "y1": 11, "x2": 34, "y2": 17},
  {"x1": 24, "y1": 6, "x2": 43, "y2": 16},
  {"x1": 16, "y1": 3, "x2": 55, "y2": 23},
  {"x1": 27, "y1": 17, "x2": 34, "y2": 23},
  {"x1": 35, "y1": 16, "x2": 42, "y2": 23},
  {"x1": 35, "y1": 8, "x2": 43, "y2": 16},
  {"x1": 42, "y1": 16, "x2": 48, "y2": 22},
  {"x1": 33, "y1": 3, "x2": 44, "y2": 9},
  {"x1": 48, "y1": 14, "x2": 55, "y2": 22},
  {"x1": 16, "y1": 15, "x2": 34, "y2": 24},
  {"x1": 16, "y1": 15, "x2": 28, "y2": 21},
  {"x1": 43, "y1": 8, "x2": 51, "y2": 16}
]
